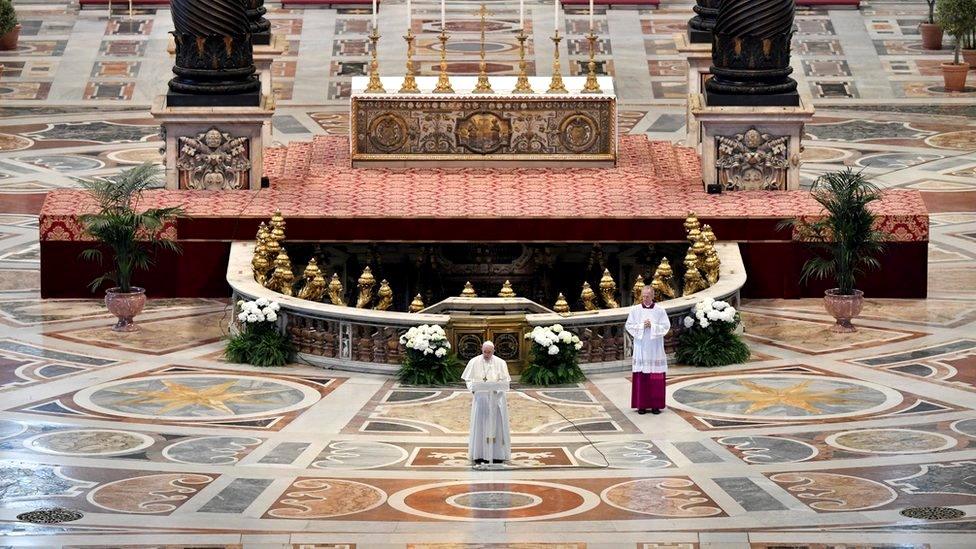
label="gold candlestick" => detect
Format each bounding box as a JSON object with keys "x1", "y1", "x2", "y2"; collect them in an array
[
  {"x1": 399, "y1": 28, "x2": 420, "y2": 93},
  {"x1": 364, "y1": 26, "x2": 385, "y2": 93},
  {"x1": 582, "y1": 31, "x2": 602, "y2": 93},
  {"x1": 547, "y1": 29, "x2": 568, "y2": 94},
  {"x1": 514, "y1": 28, "x2": 533, "y2": 93},
  {"x1": 433, "y1": 29, "x2": 454, "y2": 93},
  {"x1": 473, "y1": 4, "x2": 493, "y2": 93}
]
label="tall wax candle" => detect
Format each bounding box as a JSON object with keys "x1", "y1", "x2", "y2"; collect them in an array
[
  {"x1": 372, "y1": 0, "x2": 377, "y2": 27},
  {"x1": 441, "y1": 0, "x2": 446, "y2": 30},
  {"x1": 553, "y1": 0, "x2": 558, "y2": 32},
  {"x1": 519, "y1": 0, "x2": 524, "y2": 29},
  {"x1": 589, "y1": 0, "x2": 594, "y2": 30}
]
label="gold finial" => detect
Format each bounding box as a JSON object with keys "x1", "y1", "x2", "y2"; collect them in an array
[
  {"x1": 631, "y1": 274, "x2": 645, "y2": 304},
  {"x1": 399, "y1": 28, "x2": 420, "y2": 93},
  {"x1": 687, "y1": 227, "x2": 702, "y2": 245},
  {"x1": 364, "y1": 25, "x2": 385, "y2": 93},
  {"x1": 701, "y1": 223, "x2": 717, "y2": 245},
  {"x1": 255, "y1": 221, "x2": 269, "y2": 244},
  {"x1": 433, "y1": 30, "x2": 454, "y2": 93},
  {"x1": 598, "y1": 268, "x2": 619, "y2": 308},
  {"x1": 408, "y1": 293, "x2": 425, "y2": 313},
  {"x1": 704, "y1": 248, "x2": 720, "y2": 286},
  {"x1": 553, "y1": 292, "x2": 570, "y2": 314},
  {"x1": 581, "y1": 281, "x2": 598, "y2": 311},
  {"x1": 252, "y1": 250, "x2": 270, "y2": 286},
  {"x1": 683, "y1": 211, "x2": 700, "y2": 234},
  {"x1": 652, "y1": 258, "x2": 677, "y2": 301},
  {"x1": 498, "y1": 279, "x2": 516, "y2": 298},
  {"x1": 581, "y1": 31, "x2": 602, "y2": 93},
  {"x1": 460, "y1": 281, "x2": 477, "y2": 298},
  {"x1": 547, "y1": 29, "x2": 568, "y2": 94},
  {"x1": 472, "y1": 4, "x2": 494, "y2": 94},
  {"x1": 513, "y1": 28, "x2": 533, "y2": 93},
  {"x1": 297, "y1": 258, "x2": 326, "y2": 301},
  {"x1": 375, "y1": 279, "x2": 393, "y2": 310},
  {"x1": 268, "y1": 249, "x2": 295, "y2": 296},
  {"x1": 327, "y1": 273, "x2": 346, "y2": 306},
  {"x1": 356, "y1": 267, "x2": 376, "y2": 308},
  {"x1": 691, "y1": 235, "x2": 708, "y2": 269},
  {"x1": 683, "y1": 267, "x2": 707, "y2": 296}
]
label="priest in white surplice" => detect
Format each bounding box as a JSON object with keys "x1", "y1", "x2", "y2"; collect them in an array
[
  {"x1": 461, "y1": 341, "x2": 512, "y2": 466},
  {"x1": 625, "y1": 286, "x2": 671, "y2": 415}
]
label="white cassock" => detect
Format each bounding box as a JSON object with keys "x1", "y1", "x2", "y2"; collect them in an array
[
  {"x1": 461, "y1": 355, "x2": 512, "y2": 462},
  {"x1": 624, "y1": 303, "x2": 671, "y2": 409}
]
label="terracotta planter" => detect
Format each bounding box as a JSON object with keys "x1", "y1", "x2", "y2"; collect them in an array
[
  {"x1": 0, "y1": 24, "x2": 20, "y2": 51},
  {"x1": 823, "y1": 289, "x2": 864, "y2": 333},
  {"x1": 105, "y1": 287, "x2": 147, "y2": 332},
  {"x1": 919, "y1": 23, "x2": 943, "y2": 50},
  {"x1": 942, "y1": 62, "x2": 971, "y2": 92},
  {"x1": 963, "y1": 50, "x2": 976, "y2": 71}
]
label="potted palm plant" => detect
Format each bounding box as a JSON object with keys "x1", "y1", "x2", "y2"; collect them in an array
[
  {"x1": 80, "y1": 164, "x2": 184, "y2": 332},
  {"x1": 0, "y1": 0, "x2": 20, "y2": 51},
  {"x1": 937, "y1": 0, "x2": 976, "y2": 91},
  {"x1": 920, "y1": 0, "x2": 944, "y2": 50},
  {"x1": 786, "y1": 169, "x2": 886, "y2": 333}
]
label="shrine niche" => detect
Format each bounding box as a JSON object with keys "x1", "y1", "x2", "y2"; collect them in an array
[
  {"x1": 715, "y1": 128, "x2": 789, "y2": 191},
  {"x1": 176, "y1": 128, "x2": 251, "y2": 190}
]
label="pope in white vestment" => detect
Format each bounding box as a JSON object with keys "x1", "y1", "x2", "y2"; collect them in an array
[
  {"x1": 624, "y1": 286, "x2": 671, "y2": 414},
  {"x1": 461, "y1": 341, "x2": 512, "y2": 465}
]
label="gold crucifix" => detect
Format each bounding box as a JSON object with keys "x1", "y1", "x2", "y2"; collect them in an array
[{"x1": 473, "y1": 4, "x2": 494, "y2": 93}]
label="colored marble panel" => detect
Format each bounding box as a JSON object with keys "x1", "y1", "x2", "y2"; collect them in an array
[
  {"x1": 198, "y1": 478, "x2": 273, "y2": 513},
  {"x1": 712, "y1": 477, "x2": 787, "y2": 511}
]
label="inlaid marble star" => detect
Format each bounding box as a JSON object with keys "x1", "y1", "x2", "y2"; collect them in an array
[
  {"x1": 110, "y1": 380, "x2": 288, "y2": 415},
  {"x1": 690, "y1": 380, "x2": 861, "y2": 415}
]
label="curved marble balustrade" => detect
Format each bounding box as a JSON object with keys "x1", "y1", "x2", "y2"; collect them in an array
[{"x1": 227, "y1": 242, "x2": 745, "y2": 375}]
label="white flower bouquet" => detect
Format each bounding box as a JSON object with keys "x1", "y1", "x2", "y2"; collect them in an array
[
  {"x1": 226, "y1": 297, "x2": 292, "y2": 367},
  {"x1": 522, "y1": 324, "x2": 585, "y2": 385},
  {"x1": 676, "y1": 297, "x2": 749, "y2": 367},
  {"x1": 397, "y1": 324, "x2": 460, "y2": 385}
]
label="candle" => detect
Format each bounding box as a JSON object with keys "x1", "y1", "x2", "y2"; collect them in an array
[
  {"x1": 441, "y1": 0, "x2": 446, "y2": 30},
  {"x1": 407, "y1": 0, "x2": 411, "y2": 22},
  {"x1": 372, "y1": 0, "x2": 377, "y2": 28},
  {"x1": 519, "y1": 0, "x2": 524, "y2": 29},
  {"x1": 553, "y1": 0, "x2": 559, "y2": 32},
  {"x1": 589, "y1": 0, "x2": 594, "y2": 30}
]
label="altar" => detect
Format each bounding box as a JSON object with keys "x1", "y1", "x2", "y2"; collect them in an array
[{"x1": 350, "y1": 76, "x2": 617, "y2": 168}]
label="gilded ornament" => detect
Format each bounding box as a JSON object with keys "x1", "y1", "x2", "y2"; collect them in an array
[
  {"x1": 498, "y1": 280, "x2": 516, "y2": 298},
  {"x1": 547, "y1": 30, "x2": 568, "y2": 93},
  {"x1": 599, "y1": 268, "x2": 619, "y2": 308},
  {"x1": 553, "y1": 292, "x2": 570, "y2": 314},
  {"x1": 375, "y1": 279, "x2": 393, "y2": 310},
  {"x1": 297, "y1": 258, "x2": 326, "y2": 301},
  {"x1": 581, "y1": 282, "x2": 599, "y2": 311},
  {"x1": 683, "y1": 212, "x2": 700, "y2": 233},
  {"x1": 356, "y1": 267, "x2": 376, "y2": 308},
  {"x1": 687, "y1": 226, "x2": 702, "y2": 244},
  {"x1": 251, "y1": 252, "x2": 270, "y2": 286},
  {"x1": 652, "y1": 258, "x2": 678, "y2": 301},
  {"x1": 631, "y1": 274, "x2": 645, "y2": 304},
  {"x1": 701, "y1": 224, "x2": 717, "y2": 245},
  {"x1": 327, "y1": 273, "x2": 346, "y2": 306},
  {"x1": 683, "y1": 266, "x2": 707, "y2": 296},
  {"x1": 408, "y1": 294, "x2": 425, "y2": 313},
  {"x1": 691, "y1": 236, "x2": 708, "y2": 269},
  {"x1": 267, "y1": 249, "x2": 295, "y2": 296},
  {"x1": 704, "y1": 248, "x2": 721, "y2": 285},
  {"x1": 461, "y1": 281, "x2": 477, "y2": 298},
  {"x1": 472, "y1": 5, "x2": 494, "y2": 94}
]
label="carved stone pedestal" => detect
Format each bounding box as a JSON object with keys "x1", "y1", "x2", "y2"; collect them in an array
[
  {"x1": 674, "y1": 33, "x2": 711, "y2": 149},
  {"x1": 151, "y1": 93, "x2": 274, "y2": 191},
  {"x1": 691, "y1": 94, "x2": 814, "y2": 192},
  {"x1": 253, "y1": 34, "x2": 286, "y2": 98}
]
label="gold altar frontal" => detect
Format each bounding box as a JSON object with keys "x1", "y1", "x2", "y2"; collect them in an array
[{"x1": 350, "y1": 76, "x2": 617, "y2": 168}]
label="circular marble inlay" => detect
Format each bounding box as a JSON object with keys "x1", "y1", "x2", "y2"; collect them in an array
[
  {"x1": 87, "y1": 474, "x2": 214, "y2": 514},
  {"x1": 951, "y1": 419, "x2": 976, "y2": 439},
  {"x1": 855, "y1": 152, "x2": 943, "y2": 169},
  {"x1": 106, "y1": 147, "x2": 163, "y2": 165},
  {"x1": 75, "y1": 374, "x2": 321, "y2": 422},
  {"x1": 717, "y1": 435, "x2": 819, "y2": 464},
  {"x1": 266, "y1": 479, "x2": 386, "y2": 519},
  {"x1": 388, "y1": 480, "x2": 599, "y2": 522},
  {"x1": 575, "y1": 440, "x2": 671, "y2": 469},
  {"x1": 770, "y1": 472, "x2": 897, "y2": 511},
  {"x1": 0, "y1": 419, "x2": 27, "y2": 440},
  {"x1": 162, "y1": 436, "x2": 263, "y2": 465},
  {"x1": 311, "y1": 440, "x2": 408, "y2": 470},
  {"x1": 447, "y1": 491, "x2": 542, "y2": 511},
  {"x1": 0, "y1": 133, "x2": 33, "y2": 152},
  {"x1": 669, "y1": 373, "x2": 901, "y2": 421},
  {"x1": 801, "y1": 146, "x2": 851, "y2": 163},
  {"x1": 926, "y1": 130, "x2": 976, "y2": 151},
  {"x1": 826, "y1": 428, "x2": 957, "y2": 454},
  {"x1": 25, "y1": 429, "x2": 155, "y2": 457},
  {"x1": 18, "y1": 154, "x2": 104, "y2": 172},
  {"x1": 602, "y1": 478, "x2": 722, "y2": 517}
]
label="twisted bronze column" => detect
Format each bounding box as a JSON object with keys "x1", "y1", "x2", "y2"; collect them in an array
[
  {"x1": 688, "y1": 0, "x2": 719, "y2": 44},
  {"x1": 705, "y1": 0, "x2": 799, "y2": 106},
  {"x1": 168, "y1": 0, "x2": 261, "y2": 106},
  {"x1": 246, "y1": 0, "x2": 272, "y2": 46}
]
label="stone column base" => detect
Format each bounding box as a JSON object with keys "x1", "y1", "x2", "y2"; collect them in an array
[
  {"x1": 691, "y1": 94, "x2": 815, "y2": 192},
  {"x1": 253, "y1": 33, "x2": 287, "y2": 99},
  {"x1": 151, "y1": 94, "x2": 274, "y2": 191},
  {"x1": 674, "y1": 33, "x2": 712, "y2": 150}
]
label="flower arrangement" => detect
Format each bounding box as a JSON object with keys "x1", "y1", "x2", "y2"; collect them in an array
[
  {"x1": 521, "y1": 324, "x2": 585, "y2": 386},
  {"x1": 397, "y1": 324, "x2": 461, "y2": 385},
  {"x1": 676, "y1": 298, "x2": 750, "y2": 367},
  {"x1": 225, "y1": 298, "x2": 293, "y2": 367}
]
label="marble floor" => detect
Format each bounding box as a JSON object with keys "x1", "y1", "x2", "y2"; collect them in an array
[{"x1": 2, "y1": 0, "x2": 976, "y2": 547}]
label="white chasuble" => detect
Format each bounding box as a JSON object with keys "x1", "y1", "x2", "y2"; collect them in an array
[
  {"x1": 461, "y1": 355, "x2": 512, "y2": 462},
  {"x1": 624, "y1": 304, "x2": 671, "y2": 374}
]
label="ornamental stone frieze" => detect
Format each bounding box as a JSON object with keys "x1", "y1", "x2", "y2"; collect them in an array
[
  {"x1": 176, "y1": 128, "x2": 252, "y2": 190},
  {"x1": 715, "y1": 128, "x2": 790, "y2": 191}
]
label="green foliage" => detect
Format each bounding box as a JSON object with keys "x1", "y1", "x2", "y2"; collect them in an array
[
  {"x1": 676, "y1": 319, "x2": 750, "y2": 367},
  {"x1": 781, "y1": 169, "x2": 886, "y2": 296},
  {"x1": 937, "y1": 0, "x2": 976, "y2": 62},
  {"x1": 79, "y1": 163, "x2": 184, "y2": 293},
  {"x1": 225, "y1": 322, "x2": 293, "y2": 367},
  {"x1": 397, "y1": 348, "x2": 462, "y2": 386},
  {"x1": 0, "y1": 0, "x2": 17, "y2": 37},
  {"x1": 521, "y1": 341, "x2": 585, "y2": 386}
]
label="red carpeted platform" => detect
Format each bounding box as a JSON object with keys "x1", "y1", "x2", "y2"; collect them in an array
[
  {"x1": 79, "y1": 0, "x2": 170, "y2": 7},
  {"x1": 39, "y1": 136, "x2": 927, "y2": 299},
  {"x1": 562, "y1": 0, "x2": 660, "y2": 6}
]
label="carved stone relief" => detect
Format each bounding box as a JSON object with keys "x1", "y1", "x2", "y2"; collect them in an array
[
  {"x1": 176, "y1": 127, "x2": 251, "y2": 190},
  {"x1": 715, "y1": 127, "x2": 789, "y2": 191}
]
